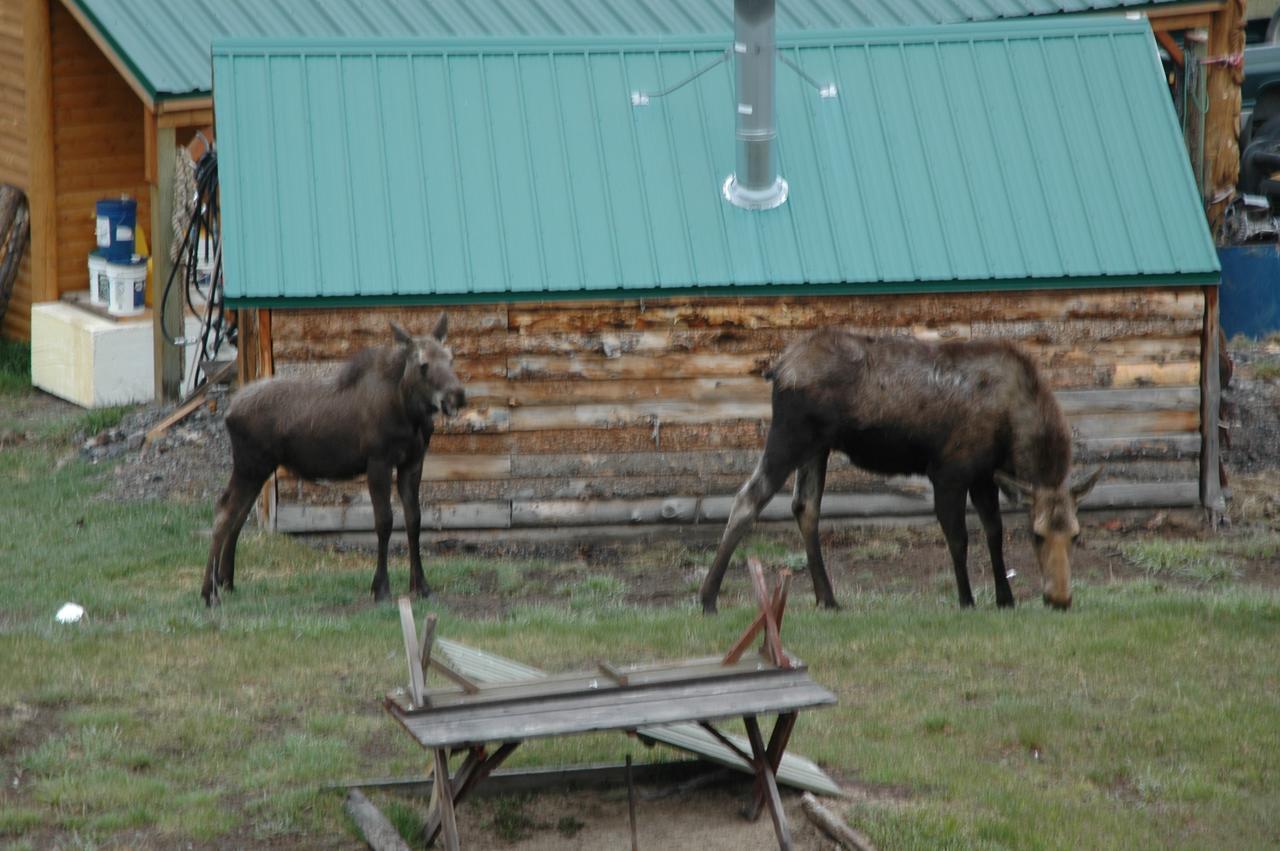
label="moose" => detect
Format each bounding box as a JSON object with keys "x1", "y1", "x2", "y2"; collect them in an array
[
  {"x1": 201, "y1": 316, "x2": 465, "y2": 606},
  {"x1": 699, "y1": 330, "x2": 1102, "y2": 614}
]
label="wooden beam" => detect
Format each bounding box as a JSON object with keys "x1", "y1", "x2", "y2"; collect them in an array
[
  {"x1": 1200, "y1": 286, "x2": 1225, "y2": 521},
  {"x1": 398, "y1": 598, "x2": 426, "y2": 708},
  {"x1": 54, "y1": 0, "x2": 153, "y2": 110},
  {"x1": 744, "y1": 715, "x2": 792, "y2": 849},
  {"x1": 23, "y1": 0, "x2": 57, "y2": 304},
  {"x1": 1149, "y1": 12, "x2": 1214, "y2": 32},
  {"x1": 1145, "y1": 1, "x2": 1225, "y2": 17},
  {"x1": 158, "y1": 108, "x2": 214, "y2": 129},
  {"x1": 1156, "y1": 30, "x2": 1184, "y2": 66},
  {"x1": 150, "y1": 121, "x2": 181, "y2": 399},
  {"x1": 156, "y1": 95, "x2": 213, "y2": 114},
  {"x1": 432, "y1": 750, "x2": 461, "y2": 851}
]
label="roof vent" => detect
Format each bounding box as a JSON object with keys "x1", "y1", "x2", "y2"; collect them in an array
[{"x1": 723, "y1": 0, "x2": 787, "y2": 210}]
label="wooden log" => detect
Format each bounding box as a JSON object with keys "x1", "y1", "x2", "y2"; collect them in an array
[
  {"x1": 799, "y1": 793, "x2": 877, "y2": 851},
  {"x1": 508, "y1": 351, "x2": 770, "y2": 381},
  {"x1": 344, "y1": 789, "x2": 412, "y2": 851}
]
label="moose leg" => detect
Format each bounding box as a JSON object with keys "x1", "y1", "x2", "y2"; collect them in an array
[
  {"x1": 792, "y1": 451, "x2": 838, "y2": 609},
  {"x1": 933, "y1": 483, "x2": 975, "y2": 608},
  {"x1": 397, "y1": 451, "x2": 428, "y2": 599},
  {"x1": 700, "y1": 434, "x2": 809, "y2": 614},
  {"x1": 970, "y1": 477, "x2": 1015, "y2": 608},
  {"x1": 202, "y1": 471, "x2": 265, "y2": 606},
  {"x1": 367, "y1": 461, "x2": 395, "y2": 602}
]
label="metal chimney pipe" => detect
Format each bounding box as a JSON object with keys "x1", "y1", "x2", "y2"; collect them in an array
[{"x1": 723, "y1": 0, "x2": 787, "y2": 210}]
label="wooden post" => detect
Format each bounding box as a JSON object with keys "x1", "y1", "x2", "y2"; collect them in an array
[
  {"x1": 433, "y1": 749, "x2": 461, "y2": 851},
  {"x1": 1203, "y1": 0, "x2": 1245, "y2": 234},
  {"x1": 150, "y1": 119, "x2": 182, "y2": 400},
  {"x1": 1200, "y1": 285, "x2": 1226, "y2": 522},
  {"x1": 744, "y1": 715, "x2": 792, "y2": 851},
  {"x1": 23, "y1": 0, "x2": 57, "y2": 304}
]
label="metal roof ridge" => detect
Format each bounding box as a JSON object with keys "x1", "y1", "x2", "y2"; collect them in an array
[{"x1": 210, "y1": 15, "x2": 1154, "y2": 57}]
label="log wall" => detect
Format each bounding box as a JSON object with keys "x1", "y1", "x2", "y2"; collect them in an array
[
  {"x1": 0, "y1": 0, "x2": 30, "y2": 339},
  {"x1": 265, "y1": 288, "x2": 1207, "y2": 533}
]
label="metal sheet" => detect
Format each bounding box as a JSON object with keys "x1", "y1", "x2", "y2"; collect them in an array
[
  {"x1": 69, "y1": 0, "x2": 1211, "y2": 100},
  {"x1": 213, "y1": 19, "x2": 1219, "y2": 305}
]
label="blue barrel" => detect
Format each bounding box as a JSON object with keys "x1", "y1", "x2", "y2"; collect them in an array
[
  {"x1": 95, "y1": 197, "x2": 137, "y2": 261},
  {"x1": 1219, "y1": 245, "x2": 1280, "y2": 339}
]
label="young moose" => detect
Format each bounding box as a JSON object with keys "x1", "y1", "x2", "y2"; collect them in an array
[
  {"x1": 201, "y1": 316, "x2": 465, "y2": 606},
  {"x1": 700, "y1": 330, "x2": 1102, "y2": 614}
]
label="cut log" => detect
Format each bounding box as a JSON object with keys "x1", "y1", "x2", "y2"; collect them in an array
[
  {"x1": 799, "y1": 793, "x2": 877, "y2": 851},
  {"x1": 343, "y1": 789, "x2": 412, "y2": 851}
]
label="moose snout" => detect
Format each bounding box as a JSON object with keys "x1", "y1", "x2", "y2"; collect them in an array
[
  {"x1": 442, "y1": 387, "x2": 466, "y2": 417},
  {"x1": 1043, "y1": 593, "x2": 1072, "y2": 611}
]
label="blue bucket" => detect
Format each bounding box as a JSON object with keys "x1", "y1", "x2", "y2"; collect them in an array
[{"x1": 95, "y1": 197, "x2": 137, "y2": 262}]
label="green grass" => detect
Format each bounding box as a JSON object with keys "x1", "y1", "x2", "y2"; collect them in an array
[
  {"x1": 1119, "y1": 539, "x2": 1242, "y2": 584},
  {"x1": 0, "y1": 338, "x2": 29, "y2": 395},
  {"x1": 1251, "y1": 358, "x2": 1280, "y2": 381},
  {"x1": 2, "y1": 392, "x2": 1279, "y2": 849}
]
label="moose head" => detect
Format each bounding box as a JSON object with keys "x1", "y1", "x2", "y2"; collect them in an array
[
  {"x1": 391, "y1": 315, "x2": 466, "y2": 421},
  {"x1": 995, "y1": 467, "x2": 1103, "y2": 610}
]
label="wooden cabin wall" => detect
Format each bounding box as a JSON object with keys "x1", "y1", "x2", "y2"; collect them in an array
[
  {"x1": 265, "y1": 287, "x2": 1206, "y2": 534},
  {"x1": 0, "y1": 0, "x2": 31, "y2": 339},
  {"x1": 49, "y1": 1, "x2": 147, "y2": 302}
]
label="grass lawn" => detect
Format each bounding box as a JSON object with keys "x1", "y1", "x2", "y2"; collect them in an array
[{"x1": 2, "y1": 366, "x2": 1279, "y2": 849}]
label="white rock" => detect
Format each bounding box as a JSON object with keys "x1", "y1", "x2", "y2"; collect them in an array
[{"x1": 55, "y1": 603, "x2": 84, "y2": 624}]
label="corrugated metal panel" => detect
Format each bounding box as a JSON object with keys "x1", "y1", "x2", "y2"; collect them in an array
[
  {"x1": 73, "y1": 0, "x2": 1207, "y2": 99},
  {"x1": 213, "y1": 18, "x2": 1218, "y2": 304}
]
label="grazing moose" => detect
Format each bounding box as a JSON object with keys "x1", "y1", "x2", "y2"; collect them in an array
[
  {"x1": 201, "y1": 316, "x2": 465, "y2": 606},
  {"x1": 699, "y1": 330, "x2": 1102, "y2": 614}
]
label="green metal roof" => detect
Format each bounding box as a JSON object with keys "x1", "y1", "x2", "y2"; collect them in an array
[
  {"x1": 74, "y1": 0, "x2": 1210, "y2": 100},
  {"x1": 213, "y1": 18, "x2": 1219, "y2": 306}
]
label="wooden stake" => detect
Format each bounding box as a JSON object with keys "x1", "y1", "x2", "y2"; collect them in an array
[{"x1": 626, "y1": 754, "x2": 639, "y2": 851}]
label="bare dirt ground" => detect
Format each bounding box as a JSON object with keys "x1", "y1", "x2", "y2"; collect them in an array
[{"x1": 43, "y1": 336, "x2": 1280, "y2": 848}]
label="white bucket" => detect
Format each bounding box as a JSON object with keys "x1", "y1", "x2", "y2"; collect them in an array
[
  {"x1": 104, "y1": 255, "x2": 148, "y2": 316},
  {"x1": 87, "y1": 252, "x2": 109, "y2": 305}
]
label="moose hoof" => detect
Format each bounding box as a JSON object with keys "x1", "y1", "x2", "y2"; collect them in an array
[
  {"x1": 997, "y1": 597, "x2": 1016, "y2": 609},
  {"x1": 700, "y1": 599, "x2": 719, "y2": 616},
  {"x1": 819, "y1": 599, "x2": 841, "y2": 611},
  {"x1": 203, "y1": 590, "x2": 220, "y2": 608},
  {"x1": 411, "y1": 586, "x2": 432, "y2": 600},
  {"x1": 372, "y1": 588, "x2": 392, "y2": 603}
]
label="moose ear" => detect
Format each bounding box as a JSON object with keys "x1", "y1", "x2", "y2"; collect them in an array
[
  {"x1": 389, "y1": 321, "x2": 413, "y2": 345},
  {"x1": 993, "y1": 471, "x2": 1035, "y2": 503},
  {"x1": 432, "y1": 313, "x2": 449, "y2": 342},
  {"x1": 1070, "y1": 466, "x2": 1104, "y2": 502}
]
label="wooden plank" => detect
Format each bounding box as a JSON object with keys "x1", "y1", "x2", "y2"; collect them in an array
[
  {"x1": 398, "y1": 598, "x2": 425, "y2": 708},
  {"x1": 432, "y1": 639, "x2": 842, "y2": 797},
  {"x1": 391, "y1": 672, "x2": 835, "y2": 748},
  {"x1": 403, "y1": 655, "x2": 784, "y2": 713},
  {"x1": 1112, "y1": 361, "x2": 1200, "y2": 387}
]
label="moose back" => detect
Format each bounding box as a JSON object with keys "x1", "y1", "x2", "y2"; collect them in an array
[{"x1": 699, "y1": 330, "x2": 1101, "y2": 613}]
